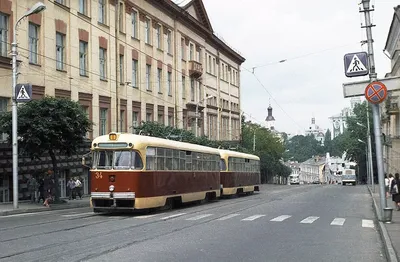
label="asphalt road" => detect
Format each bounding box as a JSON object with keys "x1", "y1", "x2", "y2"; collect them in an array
[{"x1": 0, "y1": 184, "x2": 385, "y2": 262}]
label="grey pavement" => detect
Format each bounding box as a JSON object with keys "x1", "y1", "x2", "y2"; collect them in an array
[
  {"x1": 369, "y1": 186, "x2": 400, "y2": 262},
  {"x1": 0, "y1": 197, "x2": 90, "y2": 216},
  {"x1": 0, "y1": 184, "x2": 387, "y2": 262}
]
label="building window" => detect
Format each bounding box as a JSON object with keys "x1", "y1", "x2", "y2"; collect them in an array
[
  {"x1": 0, "y1": 13, "x2": 8, "y2": 57},
  {"x1": 181, "y1": 38, "x2": 185, "y2": 60},
  {"x1": 156, "y1": 24, "x2": 161, "y2": 49},
  {"x1": 81, "y1": 106, "x2": 90, "y2": 138},
  {"x1": 119, "y1": 54, "x2": 124, "y2": 84},
  {"x1": 120, "y1": 110, "x2": 125, "y2": 132},
  {"x1": 79, "y1": 0, "x2": 87, "y2": 15},
  {"x1": 99, "y1": 47, "x2": 107, "y2": 80},
  {"x1": 157, "y1": 68, "x2": 162, "y2": 93},
  {"x1": 146, "y1": 112, "x2": 152, "y2": 122},
  {"x1": 132, "y1": 59, "x2": 138, "y2": 87},
  {"x1": 158, "y1": 113, "x2": 164, "y2": 124},
  {"x1": 189, "y1": 43, "x2": 194, "y2": 60},
  {"x1": 79, "y1": 41, "x2": 88, "y2": 76},
  {"x1": 131, "y1": 11, "x2": 138, "y2": 39},
  {"x1": 119, "y1": 2, "x2": 124, "y2": 32},
  {"x1": 56, "y1": 32, "x2": 65, "y2": 70},
  {"x1": 28, "y1": 23, "x2": 39, "y2": 64},
  {"x1": 99, "y1": 108, "x2": 108, "y2": 135},
  {"x1": 145, "y1": 18, "x2": 151, "y2": 44},
  {"x1": 167, "y1": 72, "x2": 172, "y2": 96},
  {"x1": 132, "y1": 111, "x2": 139, "y2": 131},
  {"x1": 190, "y1": 79, "x2": 195, "y2": 101},
  {"x1": 98, "y1": 0, "x2": 106, "y2": 24},
  {"x1": 168, "y1": 115, "x2": 173, "y2": 126},
  {"x1": 182, "y1": 76, "x2": 186, "y2": 99},
  {"x1": 167, "y1": 30, "x2": 172, "y2": 54},
  {"x1": 55, "y1": 0, "x2": 66, "y2": 5},
  {"x1": 146, "y1": 64, "x2": 151, "y2": 90}
]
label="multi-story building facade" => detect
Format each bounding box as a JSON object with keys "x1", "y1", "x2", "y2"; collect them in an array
[
  {"x1": 329, "y1": 97, "x2": 360, "y2": 140},
  {"x1": 305, "y1": 117, "x2": 325, "y2": 145},
  {"x1": 382, "y1": 5, "x2": 400, "y2": 175},
  {"x1": 0, "y1": 0, "x2": 244, "y2": 202},
  {"x1": 299, "y1": 156, "x2": 326, "y2": 184}
]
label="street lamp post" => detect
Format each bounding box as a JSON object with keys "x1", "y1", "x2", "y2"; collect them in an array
[
  {"x1": 357, "y1": 116, "x2": 374, "y2": 192},
  {"x1": 11, "y1": 2, "x2": 46, "y2": 209},
  {"x1": 195, "y1": 95, "x2": 214, "y2": 137}
]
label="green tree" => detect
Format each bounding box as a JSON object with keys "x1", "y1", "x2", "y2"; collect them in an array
[
  {"x1": 0, "y1": 97, "x2": 92, "y2": 202},
  {"x1": 283, "y1": 135, "x2": 324, "y2": 162}
]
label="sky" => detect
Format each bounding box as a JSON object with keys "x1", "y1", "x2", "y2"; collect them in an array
[{"x1": 201, "y1": 0, "x2": 397, "y2": 135}]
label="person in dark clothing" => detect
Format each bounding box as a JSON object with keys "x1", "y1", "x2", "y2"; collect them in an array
[
  {"x1": 37, "y1": 177, "x2": 45, "y2": 203},
  {"x1": 391, "y1": 173, "x2": 400, "y2": 211}
]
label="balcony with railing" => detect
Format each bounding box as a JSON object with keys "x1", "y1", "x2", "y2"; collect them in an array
[{"x1": 188, "y1": 60, "x2": 203, "y2": 78}]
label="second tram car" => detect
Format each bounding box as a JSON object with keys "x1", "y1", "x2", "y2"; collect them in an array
[
  {"x1": 218, "y1": 150, "x2": 261, "y2": 196},
  {"x1": 90, "y1": 133, "x2": 221, "y2": 212}
]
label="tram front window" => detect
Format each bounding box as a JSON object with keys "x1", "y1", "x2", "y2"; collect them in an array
[{"x1": 94, "y1": 150, "x2": 143, "y2": 170}]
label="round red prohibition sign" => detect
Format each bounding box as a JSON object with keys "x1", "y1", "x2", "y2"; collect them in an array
[{"x1": 364, "y1": 81, "x2": 387, "y2": 104}]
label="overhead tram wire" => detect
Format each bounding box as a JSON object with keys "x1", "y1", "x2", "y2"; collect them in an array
[{"x1": 242, "y1": 67, "x2": 304, "y2": 131}]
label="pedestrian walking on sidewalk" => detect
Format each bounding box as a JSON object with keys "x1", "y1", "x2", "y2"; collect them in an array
[{"x1": 390, "y1": 173, "x2": 400, "y2": 211}]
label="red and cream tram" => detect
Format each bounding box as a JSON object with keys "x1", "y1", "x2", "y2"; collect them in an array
[
  {"x1": 90, "y1": 132, "x2": 221, "y2": 212},
  {"x1": 218, "y1": 150, "x2": 261, "y2": 196}
]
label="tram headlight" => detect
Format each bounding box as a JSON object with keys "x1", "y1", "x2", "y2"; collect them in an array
[{"x1": 109, "y1": 185, "x2": 115, "y2": 192}]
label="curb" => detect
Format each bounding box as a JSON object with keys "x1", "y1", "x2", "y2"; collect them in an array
[
  {"x1": 0, "y1": 202, "x2": 89, "y2": 216},
  {"x1": 368, "y1": 186, "x2": 399, "y2": 262}
]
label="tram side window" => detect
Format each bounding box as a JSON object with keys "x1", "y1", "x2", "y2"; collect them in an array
[
  {"x1": 220, "y1": 159, "x2": 227, "y2": 171},
  {"x1": 146, "y1": 147, "x2": 156, "y2": 170},
  {"x1": 180, "y1": 151, "x2": 186, "y2": 170},
  {"x1": 173, "y1": 150, "x2": 179, "y2": 170},
  {"x1": 156, "y1": 148, "x2": 165, "y2": 170},
  {"x1": 97, "y1": 151, "x2": 113, "y2": 169},
  {"x1": 166, "y1": 149, "x2": 173, "y2": 170},
  {"x1": 186, "y1": 151, "x2": 192, "y2": 170}
]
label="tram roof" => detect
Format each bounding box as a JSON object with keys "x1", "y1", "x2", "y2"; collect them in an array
[
  {"x1": 218, "y1": 149, "x2": 260, "y2": 161},
  {"x1": 92, "y1": 133, "x2": 220, "y2": 154}
]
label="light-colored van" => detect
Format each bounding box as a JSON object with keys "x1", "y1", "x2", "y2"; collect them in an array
[{"x1": 342, "y1": 169, "x2": 356, "y2": 186}]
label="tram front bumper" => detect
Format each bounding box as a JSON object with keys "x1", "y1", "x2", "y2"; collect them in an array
[{"x1": 90, "y1": 192, "x2": 136, "y2": 209}]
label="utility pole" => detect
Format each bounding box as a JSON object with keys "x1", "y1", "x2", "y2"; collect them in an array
[
  {"x1": 366, "y1": 106, "x2": 374, "y2": 192},
  {"x1": 360, "y1": 0, "x2": 391, "y2": 221}
]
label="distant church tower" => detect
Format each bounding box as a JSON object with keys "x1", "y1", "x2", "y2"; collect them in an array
[{"x1": 265, "y1": 104, "x2": 275, "y2": 130}]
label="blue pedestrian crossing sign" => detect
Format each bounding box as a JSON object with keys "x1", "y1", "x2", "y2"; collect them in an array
[
  {"x1": 15, "y1": 83, "x2": 32, "y2": 102},
  {"x1": 344, "y1": 52, "x2": 369, "y2": 77}
]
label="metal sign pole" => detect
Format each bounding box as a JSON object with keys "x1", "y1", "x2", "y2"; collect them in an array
[{"x1": 361, "y1": 0, "x2": 390, "y2": 220}]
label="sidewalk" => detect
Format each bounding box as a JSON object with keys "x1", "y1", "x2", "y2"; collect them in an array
[
  {"x1": 369, "y1": 186, "x2": 399, "y2": 262},
  {"x1": 0, "y1": 197, "x2": 90, "y2": 216}
]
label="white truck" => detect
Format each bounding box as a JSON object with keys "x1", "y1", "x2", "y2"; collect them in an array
[
  {"x1": 342, "y1": 169, "x2": 356, "y2": 186},
  {"x1": 289, "y1": 174, "x2": 300, "y2": 185}
]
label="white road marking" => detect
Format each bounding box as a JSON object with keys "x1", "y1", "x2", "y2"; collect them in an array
[
  {"x1": 242, "y1": 215, "x2": 266, "y2": 221},
  {"x1": 61, "y1": 212, "x2": 94, "y2": 217},
  {"x1": 270, "y1": 215, "x2": 292, "y2": 222},
  {"x1": 330, "y1": 218, "x2": 346, "y2": 226},
  {"x1": 300, "y1": 216, "x2": 319, "y2": 224},
  {"x1": 160, "y1": 213, "x2": 186, "y2": 220},
  {"x1": 135, "y1": 214, "x2": 157, "y2": 219},
  {"x1": 362, "y1": 219, "x2": 374, "y2": 228},
  {"x1": 186, "y1": 214, "x2": 213, "y2": 221},
  {"x1": 0, "y1": 211, "x2": 54, "y2": 218},
  {"x1": 217, "y1": 214, "x2": 240, "y2": 221}
]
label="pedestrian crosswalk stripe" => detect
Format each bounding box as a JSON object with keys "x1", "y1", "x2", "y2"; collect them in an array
[
  {"x1": 300, "y1": 216, "x2": 319, "y2": 224},
  {"x1": 330, "y1": 218, "x2": 346, "y2": 226},
  {"x1": 136, "y1": 214, "x2": 157, "y2": 219},
  {"x1": 160, "y1": 213, "x2": 186, "y2": 220},
  {"x1": 270, "y1": 215, "x2": 291, "y2": 222},
  {"x1": 362, "y1": 219, "x2": 374, "y2": 228},
  {"x1": 217, "y1": 214, "x2": 240, "y2": 221},
  {"x1": 186, "y1": 214, "x2": 213, "y2": 220},
  {"x1": 242, "y1": 215, "x2": 266, "y2": 221},
  {"x1": 61, "y1": 212, "x2": 94, "y2": 217}
]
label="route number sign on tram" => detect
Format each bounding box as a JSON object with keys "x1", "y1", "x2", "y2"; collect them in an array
[{"x1": 365, "y1": 81, "x2": 387, "y2": 104}]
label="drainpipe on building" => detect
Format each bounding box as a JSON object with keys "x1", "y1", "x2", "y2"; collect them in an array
[{"x1": 217, "y1": 51, "x2": 221, "y2": 140}]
